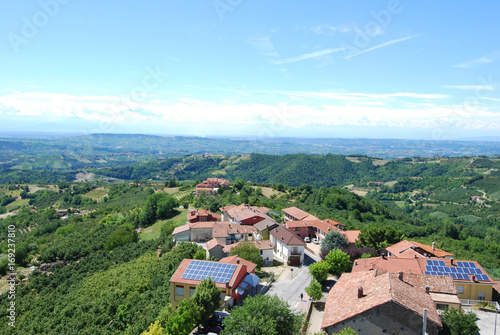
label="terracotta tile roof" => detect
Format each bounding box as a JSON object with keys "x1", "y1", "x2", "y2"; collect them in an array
[
  {"x1": 341, "y1": 230, "x2": 361, "y2": 244},
  {"x1": 284, "y1": 220, "x2": 314, "y2": 228},
  {"x1": 232, "y1": 209, "x2": 270, "y2": 222},
  {"x1": 352, "y1": 256, "x2": 424, "y2": 275},
  {"x1": 270, "y1": 225, "x2": 305, "y2": 246},
  {"x1": 322, "y1": 271, "x2": 443, "y2": 329},
  {"x1": 398, "y1": 248, "x2": 426, "y2": 259},
  {"x1": 172, "y1": 224, "x2": 190, "y2": 235},
  {"x1": 187, "y1": 209, "x2": 221, "y2": 222},
  {"x1": 206, "y1": 238, "x2": 225, "y2": 251},
  {"x1": 212, "y1": 223, "x2": 256, "y2": 238},
  {"x1": 410, "y1": 241, "x2": 455, "y2": 258},
  {"x1": 386, "y1": 240, "x2": 454, "y2": 258},
  {"x1": 213, "y1": 223, "x2": 231, "y2": 238},
  {"x1": 190, "y1": 221, "x2": 215, "y2": 229},
  {"x1": 219, "y1": 255, "x2": 257, "y2": 274},
  {"x1": 223, "y1": 240, "x2": 274, "y2": 254},
  {"x1": 169, "y1": 259, "x2": 247, "y2": 289},
  {"x1": 282, "y1": 207, "x2": 317, "y2": 221},
  {"x1": 385, "y1": 240, "x2": 417, "y2": 257},
  {"x1": 417, "y1": 258, "x2": 495, "y2": 284},
  {"x1": 253, "y1": 218, "x2": 279, "y2": 231}
]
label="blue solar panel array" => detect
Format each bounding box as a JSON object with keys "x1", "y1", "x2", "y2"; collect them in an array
[
  {"x1": 181, "y1": 260, "x2": 237, "y2": 283},
  {"x1": 424, "y1": 260, "x2": 490, "y2": 282}
]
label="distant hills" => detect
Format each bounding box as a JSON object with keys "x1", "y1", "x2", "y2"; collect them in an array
[{"x1": 0, "y1": 133, "x2": 499, "y2": 172}]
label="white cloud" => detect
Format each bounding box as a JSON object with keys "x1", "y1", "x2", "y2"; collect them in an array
[
  {"x1": 309, "y1": 24, "x2": 352, "y2": 35},
  {"x1": 345, "y1": 34, "x2": 422, "y2": 59},
  {"x1": 273, "y1": 48, "x2": 344, "y2": 65},
  {"x1": 247, "y1": 36, "x2": 280, "y2": 59},
  {"x1": 454, "y1": 51, "x2": 500, "y2": 68},
  {"x1": 1, "y1": 90, "x2": 497, "y2": 134}
]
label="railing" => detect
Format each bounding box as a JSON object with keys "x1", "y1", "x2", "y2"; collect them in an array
[{"x1": 460, "y1": 299, "x2": 500, "y2": 310}]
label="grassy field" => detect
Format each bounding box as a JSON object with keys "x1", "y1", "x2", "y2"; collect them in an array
[
  {"x1": 490, "y1": 191, "x2": 500, "y2": 200},
  {"x1": 394, "y1": 201, "x2": 405, "y2": 208},
  {"x1": 458, "y1": 215, "x2": 481, "y2": 223},
  {"x1": 139, "y1": 208, "x2": 188, "y2": 241},
  {"x1": 163, "y1": 187, "x2": 179, "y2": 195},
  {"x1": 429, "y1": 211, "x2": 448, "y2": 219},
  {"x1": 82, "y1": 188, "x2": 108, "y2": 200},
  {"x1": 252, "y1": 186, "x2": 284, "y2": 198},
  {"x1": 5, "y1": 198, "x2": 30, "y2": 212}
]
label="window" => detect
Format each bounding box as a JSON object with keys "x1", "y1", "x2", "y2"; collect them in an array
[
  {"x1": 294, "y1": 228, "x2": 301, "y2": 231},
  {"x1": 190, "y1": 287, "x2": 196, "y2": 297},
  {"x1": 478, "y1": 292, "x2": 485, "y2": 300},
  {"x1": 456, "y1": 285, "x2": 464, "y2": 294},
  {"x1": 176, "y1": 285, "x2": 184, "y2": 297},
  {"x1": 260, "y1": 250, "x2": 263, "y2": 255}
]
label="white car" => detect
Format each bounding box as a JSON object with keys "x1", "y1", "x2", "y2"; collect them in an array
[
  {"x1": 312, "y1": 238, "x2": 320, "y2": 244},
  {"x1": 304, "y1": 237, "x2": 310, "y2": 243}
]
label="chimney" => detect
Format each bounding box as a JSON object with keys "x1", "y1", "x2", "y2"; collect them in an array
[
  {"x1": 237, "y1": 259, "x2": 240, "y2": 264},
  {"x1": 358, "y1": 287, "x2": 364, "y2": 298},
  {"x1": 425, "y1": 286, "x2": 430, "y2": 294},
  {"x1": 450, "y1": 259, "x2": 454, "y2": 266},
  {"x1": 381, "y1": 253, "x2": 386, "y2": 259},
  {"x1": 471, "y1": 275, "x2": 476, "y2": 282},
  {"x1": 398, "y1": 271, "x2": 403, "y2": 281},
  {"x1": 432, "y1": 242, "x2": 436, "y2": 251}
]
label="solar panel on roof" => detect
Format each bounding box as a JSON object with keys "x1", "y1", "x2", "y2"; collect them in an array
[{"x1": 181, "y1": 261, "x2": 237, "y2": 283}]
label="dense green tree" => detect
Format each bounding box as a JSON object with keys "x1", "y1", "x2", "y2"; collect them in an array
[
  {"x1": 305, "y1": 278, "x2": 323, "y2": 301},
  {"x1": 141, "y1": 320, "x2": 164, "y2": 335},
  {"x1": 321, "y1": 230, "x2": 349, "y2": 251},
  {"x1": 229, "y1": 241, "x2": 263, "y2": 270},
  {"x1": 194, "y1": 249, "x2": 206, "y2": 260},
  {"x1": 356, "y1": 225, "x2": 404, "y2": 252},
  {"x1": 192, "y1": 278, "x2": 221, "y2": 326},
  {"x1": 164, "y1": 299, "x2": 198, "y2": 335},
  {"x1": 308, "y1": 261, "x2": 330, "y2": 283},
  {"x1": 325, "y1": 249, "x2": 351, "y2": 276},
  {"x1": 441, "y1": 307, "x2": 479, "y2": 335},
  {"x1": 104, "y1": 223, "x2": 138, "y2": 251},
  {"x1": 221, "y1": 295, "x2": 303, "y2": 335}
]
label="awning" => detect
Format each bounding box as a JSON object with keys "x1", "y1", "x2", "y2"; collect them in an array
[{"x1": 242, "y1": 273, "x2": 261, "y2": 287}]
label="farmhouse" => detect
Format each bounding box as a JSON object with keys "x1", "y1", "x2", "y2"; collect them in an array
[{"x1": 195, "y1": 178, "x2": 230, "y2": 195}]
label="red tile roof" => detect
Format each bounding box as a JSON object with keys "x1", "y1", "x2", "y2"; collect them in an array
[
  {"x1": 169, "y1": 259, "x2": 248, "y2": 289},
  {"x1": 352, "y1": 256, "x2": 424, "y2": 275},
  {"x1": 187, "y1": 209, "x2": 221, "y2": 222},
  {"x1": 219, "y1": 255, "x2": 257, "y2": 274},
  {"x1": 410, "y1": 241, "x2": 455, "y2": 258},
  {"x1": 341, "y1": 230, "x2": 361, "y2": 244},
  {"x1": 172, "y1": 224, "x2": 191, "y2": 235},
  {"x1": 212, "y1": 223, "x2": 255, "y2": 238},
  {"x1": 282, "y1": 207, "x2": 318, "y2": 221},
  {"x1": 190, "y1": 221, "x2": 215, "y2": 229},
  {"x1": 270, "y1": 225, "x2": 305, "y2": 246},
  {"x1": 322, "y1": 271, "x2": 443, "y2": 329},
  {"x1": 386, "y1": 240, "x2": 454, "y2": 258},
  {"x1": 206, "y1": 238, "x2": 225, "y2": 251}
]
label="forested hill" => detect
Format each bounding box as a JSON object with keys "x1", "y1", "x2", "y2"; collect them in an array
[{"x1": 224, "y1": 153, "x2": 376, "y2": 187}]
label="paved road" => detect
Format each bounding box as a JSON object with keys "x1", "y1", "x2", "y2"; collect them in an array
[
  {"x1": 463, "y1": 307, "x2": 499, "y2": 335},
  {"x1": 264, "y1": 251, "x2": 318, "y2": 313}
]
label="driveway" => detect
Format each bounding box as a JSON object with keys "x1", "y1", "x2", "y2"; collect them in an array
[{"x1": 264, "y1": 252, "x2": 318, "y2": 313}]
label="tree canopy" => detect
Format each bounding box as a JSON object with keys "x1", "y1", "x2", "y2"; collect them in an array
[
  {"x1": 356, "y1": 224, "x2": 404, "y2": 252},
  {"x1": 229, "y1": 241, "x2": 263, "y2": 270},
  {"x1": 221, "y1": 295, "x2": 303, "y2": 335},
  {"x1": 441, "y1": 307, "x2": 479, "y2": 335},
  {"x1": 325, "y1": 249, "x2": 351, "y2": 275},
  {"x1": 321, "y1": 230, "x2": 349, "y2": 252}
]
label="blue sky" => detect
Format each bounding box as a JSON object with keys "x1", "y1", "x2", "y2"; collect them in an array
[{"x1": 0, "y1": 0, "x2": 499, "y2": 139}]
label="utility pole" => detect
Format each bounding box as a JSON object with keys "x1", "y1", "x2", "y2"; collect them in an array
[{"x1": 422, "y1": 308, "x2": 427, "y2": 335}]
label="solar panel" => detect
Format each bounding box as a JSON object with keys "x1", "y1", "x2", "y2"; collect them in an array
[{"x1": 181, "y1": 260, "x2": 237, "y2": 283}]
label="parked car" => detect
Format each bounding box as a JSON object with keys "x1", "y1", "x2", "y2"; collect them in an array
[
  {"x1": 304, "y1": 237, "x2": 310, "y2": 243},
  {"x1": 312, "y1": 238, "x2": 320, "y2": 244}
]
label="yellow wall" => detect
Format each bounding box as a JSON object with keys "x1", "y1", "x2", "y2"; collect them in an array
[
  {"x1": 170, "y1": 282, "x2": 230, "y2": 308},
  {"x1": 456, "y1": 282, "x2": 493, "y2": 301}
]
